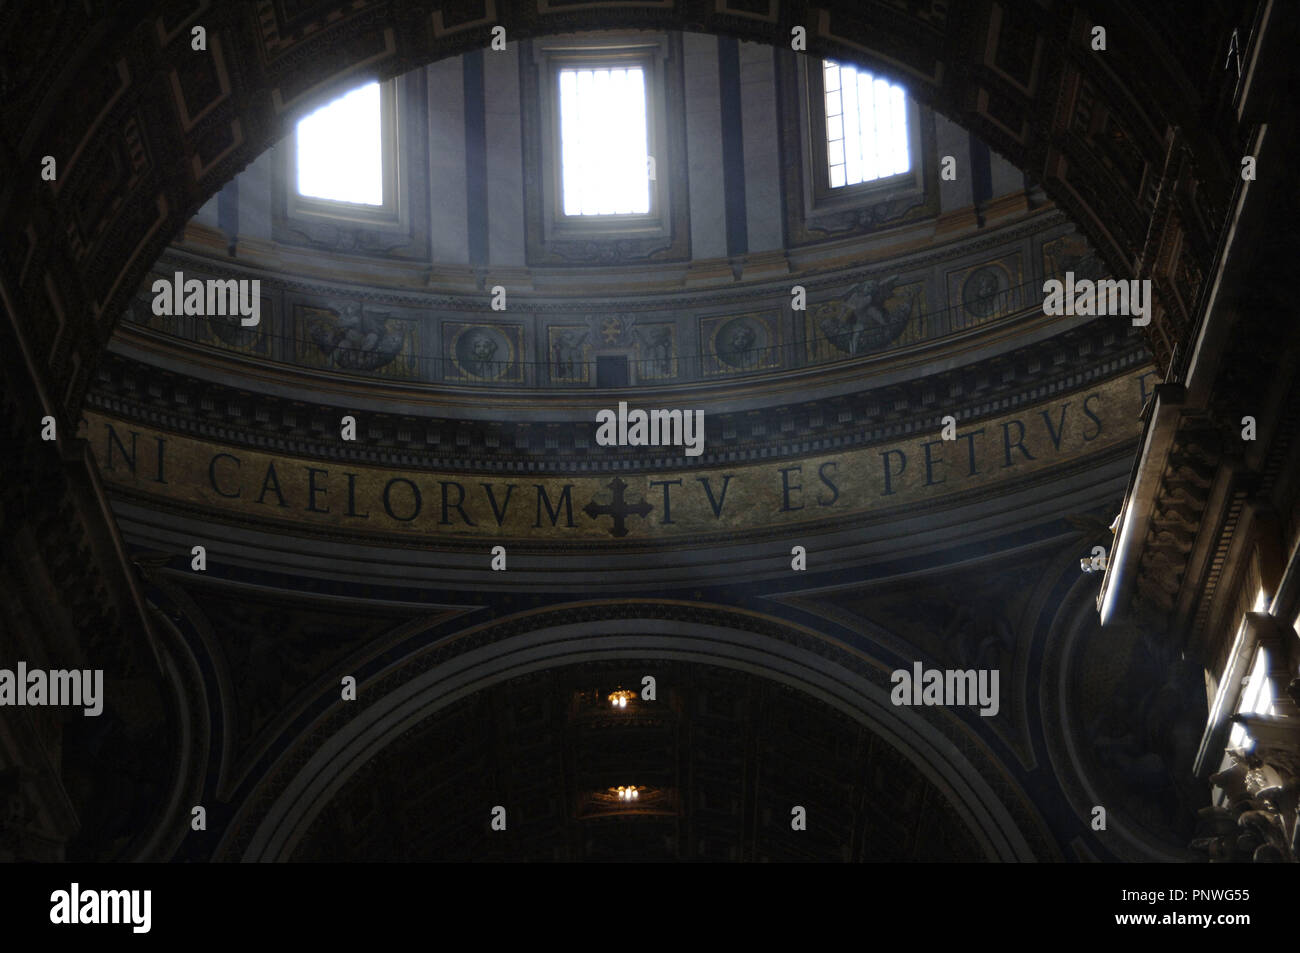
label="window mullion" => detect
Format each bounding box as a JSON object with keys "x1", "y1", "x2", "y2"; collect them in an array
[{"x1": 820, "y1": 59, "x2": 911, "y2": 191}]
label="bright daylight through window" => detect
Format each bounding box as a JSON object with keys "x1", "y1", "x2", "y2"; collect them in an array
[
  {"x1": 558, "y1": 66, "x2": 651, "y2": 216},
  {"x1": 822, "y1": 60, "x2": 910, "y2": 188},
  {"x1": 1228, "y1": 646, "x2": 1276, "y2": 749},
  {"x1": 296, "y1": 81, "x2": 383, "y2": 206}
]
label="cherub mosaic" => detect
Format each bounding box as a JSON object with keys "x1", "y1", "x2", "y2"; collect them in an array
[
  {"x1": 296, "y1": 301, "x2": 417, "y2": 378},
  {"x1": 445, "y1": 321, "x2": 523, "y2": 383},
  {"x1": 699, "y1": 310, "x2": 781, "y2": 376},
  {"x1": 806, "y1": 276, "x2": 924, "y2": 362}
]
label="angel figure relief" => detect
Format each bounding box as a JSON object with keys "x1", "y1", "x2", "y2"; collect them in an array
[
  {"x1": 819, "y1": 275, "x2": 916, "y2": 356},
  {"x1": 310, "y1": 301, "x2": 405, "y2": 372}
]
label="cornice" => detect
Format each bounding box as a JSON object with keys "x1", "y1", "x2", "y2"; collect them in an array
[{"x1": 87, "y1": 321, "x2": 1152, "y2": 474}]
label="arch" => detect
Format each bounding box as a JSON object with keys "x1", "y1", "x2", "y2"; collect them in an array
[
  {"x1": 1, "y1": 1, "x2": 1235, "y2": 421},
  {"x1": 228, "y1": 608, "x2": 1039, "y2": 862}
]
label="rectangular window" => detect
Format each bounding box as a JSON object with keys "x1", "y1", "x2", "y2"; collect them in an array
[
  {"x1": 1211, "y1": 639, "x2": 1277, "y2": 806},
  {"x1": 1227, "y1": 645, "x2": 1275, "y2": 750},
  {"x1": 558, "y1": 66, "x2": 652, "y2": 216},
  {"x1": 296, "y1": 81, "x2": 384, "y2": 206},
  {"x1": 524, "y1": 34, "x2": 682, "y2": 263},
  {"x1": 822, "y1": 60, "x2": 910, "y2": 189},
  {"x1": 284, "y1": 78, "x2": 401, "y2": 230},
  {"x1": 274, "y1": 74, "x2": 424, "y2": 259}
]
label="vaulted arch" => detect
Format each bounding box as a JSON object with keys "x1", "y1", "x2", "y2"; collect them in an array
[{"x1": 224, "y1": 605, "x2": 1040, "y2": 862}]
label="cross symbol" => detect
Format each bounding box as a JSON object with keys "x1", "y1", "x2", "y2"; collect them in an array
[{"x1": 583, "y1": 476, "x2": 653, "y2": 538}]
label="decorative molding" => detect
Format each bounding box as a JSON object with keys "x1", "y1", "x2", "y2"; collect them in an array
[{"x1": 88, "y1": 324, "x2": 1151, "y2": 474}]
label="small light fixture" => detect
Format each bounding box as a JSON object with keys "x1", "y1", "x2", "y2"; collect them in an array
[
  {"x1": 608, "y1": 689, "x2": 635, "y2": 709},
  {"x1": 615, "y1": 786, "x2": 641, "y2": 801}
]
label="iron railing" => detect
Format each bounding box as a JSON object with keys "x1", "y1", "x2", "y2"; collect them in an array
[{"x1": 132, "y1": 272, "x2": 1091, "y2": 388}]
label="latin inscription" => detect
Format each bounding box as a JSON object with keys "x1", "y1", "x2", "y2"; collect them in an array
[{"x1": 88, "y1": 369, "x2": 1154, "y2": 541}]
